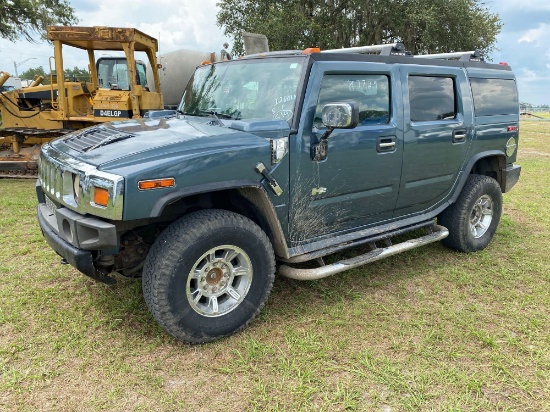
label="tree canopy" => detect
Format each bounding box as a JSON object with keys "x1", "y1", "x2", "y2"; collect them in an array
[
  {"x1": 20, "y1": 66, "x2": 90, "y2": 84},
  {"x1": 216, "y1": 0, "x2": 502, "y2": 57},
  {"x1": 19, "y1": 66, "x2": 49, "y2": 83},
  {"x1": 0, "y1": 0, "x2": 78, "y2": 42}
]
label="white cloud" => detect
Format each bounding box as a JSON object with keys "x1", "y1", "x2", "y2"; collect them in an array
[
  {"x1": 497, "y1": 0, "x2": 550, "y2": 12},
  {"x1": 0, "y1": 0, "x2": 230, "y2": 75},
  {"x1": 518, "y1": 23, "x2": 550, "y2": 44}
]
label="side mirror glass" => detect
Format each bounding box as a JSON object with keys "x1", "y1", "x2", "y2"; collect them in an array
[{"x1": 322, "y1": 102, "x2": 359, "y2": 129}]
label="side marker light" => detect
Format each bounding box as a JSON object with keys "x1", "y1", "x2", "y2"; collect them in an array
[{"x1": 138, "y1": 178, "x2": 176, "y2": 190}]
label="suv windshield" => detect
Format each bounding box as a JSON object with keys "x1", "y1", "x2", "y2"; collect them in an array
[{"x1": 178, "y1": 57, "x2": 304, "y2": 122}]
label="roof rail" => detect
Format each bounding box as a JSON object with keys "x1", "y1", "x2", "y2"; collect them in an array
[
  {"x1": 414, "y1": 50, "x2": 483, "y2": 62},
  {"x1": 323, "y1": 43, "x2": 408, "y2": 56}
]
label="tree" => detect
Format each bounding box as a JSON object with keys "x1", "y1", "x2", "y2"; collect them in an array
[
  {"x1": 63, "y1": 66, "x2": 90, "y2": 82},
  {"x1": 20, "y1": 66, "x2": 90, "y2": 85},
  {"x1": 20, "y1": 66, "x2": 49, "y2": 84},
  {"x1": 216, "y1": 0, "x2": 502, "y2": 58},
  {"x1": 0, "y1": 0, "x2": 78, "y2": 42}
]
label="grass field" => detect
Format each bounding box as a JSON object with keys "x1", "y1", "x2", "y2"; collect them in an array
[{"x1": 1, "y1": 122, "x2": 548, "y2": 411}]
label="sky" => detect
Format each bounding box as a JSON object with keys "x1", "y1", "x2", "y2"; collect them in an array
[{"x1": 1, "y1": 0, "x2": 550, "y2": 104}]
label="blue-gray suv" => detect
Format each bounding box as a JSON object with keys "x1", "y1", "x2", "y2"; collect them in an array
[{"x1": 37, "y1": 44, "x2": 521, "y2": 343}]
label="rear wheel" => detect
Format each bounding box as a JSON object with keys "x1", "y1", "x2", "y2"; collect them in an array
[
  {"x1": 142, "y1": 209, "x2": 275, "y2": 343},
  {"x1": 438, "y1": 174, "x2": 502, "y2": 252}
]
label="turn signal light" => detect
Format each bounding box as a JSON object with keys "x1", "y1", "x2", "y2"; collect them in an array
[
  {"x1": 138, "y1": 178, "x2": 176, "y2": 190},
  {"x1": 93, "y1": 187, "x2": 109, "y2": 207}
]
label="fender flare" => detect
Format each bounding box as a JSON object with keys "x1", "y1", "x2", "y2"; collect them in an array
[
  {"x1": 149, "y1": 180, "x2": 290, "y2": 259},
  {"x1": 449, "y1": 150, "x2": 506, "y2": 205}
]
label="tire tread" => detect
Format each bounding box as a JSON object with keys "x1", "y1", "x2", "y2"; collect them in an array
[{"x1": 142, "y1": 209, "x2": 275, "y2": 344}]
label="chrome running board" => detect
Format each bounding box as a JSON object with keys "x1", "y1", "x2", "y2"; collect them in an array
[{"x1": 278, "y1": 225, "x2": 449, "y2": 281}]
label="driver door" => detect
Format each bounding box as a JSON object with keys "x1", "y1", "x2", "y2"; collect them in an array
[{"x1": 289, "y1": 62, "x2": 404, "y2": 244}]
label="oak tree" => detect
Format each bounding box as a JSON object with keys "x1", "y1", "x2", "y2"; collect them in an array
[
  {"x1": 217, "y1": 0, "x2": 501, "y2": 57},
  {"x1": 0, "y1": 0, "x2": 78, "y2": 42}
]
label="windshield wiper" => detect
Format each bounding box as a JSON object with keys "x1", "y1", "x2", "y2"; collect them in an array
[{"x1": 196, "y1": 109, "x2": 235, "y2": 125}]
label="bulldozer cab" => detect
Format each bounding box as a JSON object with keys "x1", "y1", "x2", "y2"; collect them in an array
[
  {"x1": 96, "y1": 57, "x2": 149, "y2": 91},
  {"x1": 47, "y1": 25, "x2": 163, "y2": 120}
]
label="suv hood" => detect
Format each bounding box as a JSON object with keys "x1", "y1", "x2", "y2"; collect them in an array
[{"x1": 50, "y1": 116, "x2": 278, "y2": 169}]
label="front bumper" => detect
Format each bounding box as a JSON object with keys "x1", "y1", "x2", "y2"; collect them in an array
[{"x1": 37, "y1": 182, "x2": 119, "y2": 284}]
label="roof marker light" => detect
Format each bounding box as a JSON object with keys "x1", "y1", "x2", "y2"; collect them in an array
[{"x1": 302, "y1": 48, "x2": 321, "y2": 54}]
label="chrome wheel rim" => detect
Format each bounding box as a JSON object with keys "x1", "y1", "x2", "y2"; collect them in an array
[
  {"x1": 469, "y1": 195, "x2": 493, "y2": 238},
  {"x1": 186, "y1": 245, "x2": 253, "y2": 317}
]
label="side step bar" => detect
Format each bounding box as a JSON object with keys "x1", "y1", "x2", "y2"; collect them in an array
[{"x1": 278, "y1": 225, "x2": 449, "y2": 281}]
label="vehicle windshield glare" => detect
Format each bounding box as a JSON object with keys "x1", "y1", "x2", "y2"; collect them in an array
[{"x1": 178, "y1": 58, "x2": 304, "y2": 122}]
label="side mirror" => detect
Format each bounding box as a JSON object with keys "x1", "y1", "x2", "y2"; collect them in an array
[
  {"x1": 322, "y1": 102, "x2": 359, "y2": 129},
  {"x1": 311, "y1": 102, "x2": 359, "y2": 162}
]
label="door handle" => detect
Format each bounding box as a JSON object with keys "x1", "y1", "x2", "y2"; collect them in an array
[
  {"x1": 377, "y1": 136, "x2": 396, "y2": 153},
  {"x1": 453, "y1": 129, "x2": 467, "y2": 143}
]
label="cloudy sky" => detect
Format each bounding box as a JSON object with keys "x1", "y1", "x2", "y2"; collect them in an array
[{"x1": 1, "y1": 0, "x2": 549, "y2": 104}]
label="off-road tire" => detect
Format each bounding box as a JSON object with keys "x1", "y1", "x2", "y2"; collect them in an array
[
  {"x1": 438, "y1": 174, "x2": 502, "y2": 253},
  {"x1": 142, "y1": 209, "x2": 275, "y2": 343}
]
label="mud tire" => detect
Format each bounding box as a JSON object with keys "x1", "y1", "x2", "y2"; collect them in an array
[
  {"x1": 438, "y1": 174, "x2": 502, "y2": 253},
  {"x1": 142, "y1": 209, "x2": 275, "y2": 343}
]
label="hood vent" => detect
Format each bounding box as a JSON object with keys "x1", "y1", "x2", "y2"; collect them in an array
[{"x1": 62, "y1": 126, "x2": 135, "y2": 152}]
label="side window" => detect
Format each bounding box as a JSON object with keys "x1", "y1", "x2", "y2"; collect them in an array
[
  {"x1": 314, "y1": 74, "x2": 390, "y2": 128},
  {"x1": 409, "y1": 76, "x2": 456, "y2": 122},
  {"x1": 470, "y1": 78, "x2": 518, "y2": 116}
]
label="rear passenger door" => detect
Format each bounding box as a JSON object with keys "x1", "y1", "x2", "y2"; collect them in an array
[{"x1": 394, "y1": 66, "x2": 473, "y2": 216}]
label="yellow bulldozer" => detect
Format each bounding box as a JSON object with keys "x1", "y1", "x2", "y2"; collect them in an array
[{"x1": 0, "y1": 26, "x2": 165, "y2": 178}]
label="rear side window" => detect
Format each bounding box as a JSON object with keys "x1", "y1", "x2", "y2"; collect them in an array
[
  {"x1": 470, "y1": 78, "x2": 518, "y2": 116},
  {"x1": 409, "y1": 76, "x2": 456, "y2": 122},
  {"x1": 314, "y1": 74, "x2": 390, "y2": 127}
]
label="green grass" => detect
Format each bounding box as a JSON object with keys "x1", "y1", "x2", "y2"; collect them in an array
[{"x1": 1, "y1": 122, "x2": 549, "y2": 411}]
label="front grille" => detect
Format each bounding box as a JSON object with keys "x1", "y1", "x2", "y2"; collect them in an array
[
  {"x1": 62, "y1": 126, "x2": 134, "y2": 152},
  {"x1": 39, "y1": 153, "x2": 77, "y2": 206},
  {"x1": 39, "y1": 147, "x2": 125, "y2": 220},
  {"x1": 40, "y1": 154, "x2": 63, "y2": 200}
]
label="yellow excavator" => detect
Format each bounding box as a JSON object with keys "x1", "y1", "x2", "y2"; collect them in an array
[{"x1": 0, "y1": 26, "x2": 165, "y2": 178}]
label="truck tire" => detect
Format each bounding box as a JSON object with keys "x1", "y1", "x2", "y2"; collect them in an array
[
  {"x1": 438, "y1": 174, "x2": 502, "y2": 253},
  {"x1": 142, "y1": 209, "x2": 275, "y2": 343}
]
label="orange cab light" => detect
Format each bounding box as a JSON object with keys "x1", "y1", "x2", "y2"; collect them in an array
[
  {"x1": 302, "y1": 47, "x2": 321, "y2": 54},
  {"x1": 93, "y1": 187, "x2": 109, "y2": 207},
  {"x1": 200, "y1": 60, "x2": 212, "y2": 65},
  {"x1": 138, "y1": 178, "x2": 176, "y2": 190}
]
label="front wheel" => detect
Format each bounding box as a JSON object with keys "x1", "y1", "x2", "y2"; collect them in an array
[
  {"x1": 142, "y1": 209, "x2": 275, "y2": 343},
  {"x1": 438, "y1": 174, "x2": 503, "y2": 253}
]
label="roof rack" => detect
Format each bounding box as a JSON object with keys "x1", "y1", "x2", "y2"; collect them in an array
[
  {"x1": 413, "y1": 50, "x2": 483, "y2": 62},
  {"x1": 323, "y1": 43, "x2": 408, "y2": 56}
]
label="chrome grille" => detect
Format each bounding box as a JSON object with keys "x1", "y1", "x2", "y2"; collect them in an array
[
  {"x1": 62, "y1": 126, "x2": 134, "y2": 152},
  {"x1": 39, "y1": 145, "x2": 125, "y2": 220},
  {"x1": 40, "y1": 154, "x2": 63, "y2": 200}
]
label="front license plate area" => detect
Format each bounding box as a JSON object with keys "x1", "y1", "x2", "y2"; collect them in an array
[{"x1": 45, "y1": 196, "x2": 57, "y2": 216}]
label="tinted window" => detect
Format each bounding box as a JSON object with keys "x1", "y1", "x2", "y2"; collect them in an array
[
  {"x1": 314, "y1": 74, "x2": 390, "y2": 127},
  {"x1": 409, "y1": 76, "x2": 456, "y2": 122},
  {"x1": 470, "y1": 78, "x2": 518, "y2": 116}
]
